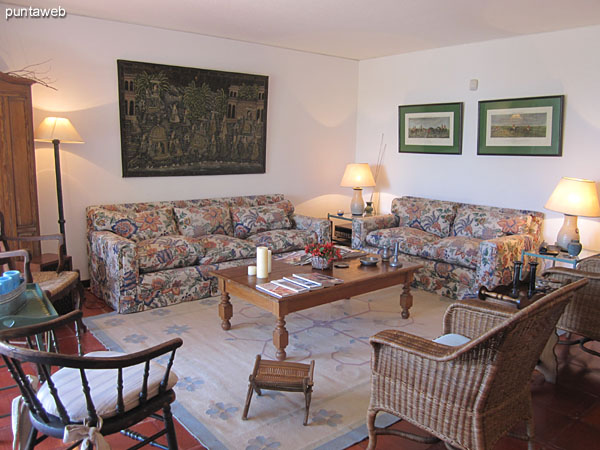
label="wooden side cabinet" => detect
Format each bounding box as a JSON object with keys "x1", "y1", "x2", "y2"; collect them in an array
[{"x1": 0, "y1": 73, "x2": 40, "y2": 257}]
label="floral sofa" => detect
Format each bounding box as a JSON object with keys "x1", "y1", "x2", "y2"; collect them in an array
[
  {"x1": 352, "y1": 196, "x2": 544, "y2": 299},
  {"x1": 86, "y1": 194, "x2": 329, "y2": 314}
]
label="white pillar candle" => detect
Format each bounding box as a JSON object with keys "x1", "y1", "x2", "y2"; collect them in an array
[
  {"x1": 256, "y1": 246, "x2": 269, "y2": 278},
  {"x1": 268, "y1": 249, "x2": 272, "y2": 273},
  {"x1": 247, "y1": 265, "x2": 257, "y2": 276}
]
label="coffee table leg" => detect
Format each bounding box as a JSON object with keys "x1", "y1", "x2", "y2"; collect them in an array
[
  {"x1": 273, "y1": 316, "x2": 288, "y2": 361},
  {"x1": 400, "y1": 277, "x2": 414, "y2": 319},
  {"x1": 219, "y1": 291, "x2": 233, "y2": 331}
]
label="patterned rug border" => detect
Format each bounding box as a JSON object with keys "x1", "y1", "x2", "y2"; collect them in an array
[{"x1": 83, "y1": 307, "x2": 400, "y2": 450}]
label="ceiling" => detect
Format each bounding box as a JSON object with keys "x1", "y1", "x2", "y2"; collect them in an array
[{"x1": 6, "y1": 0, "x2": 600, "y2": 60}]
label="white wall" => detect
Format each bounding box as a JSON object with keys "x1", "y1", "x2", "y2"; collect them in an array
[
  {"x1": 0, "y1": 7, "x2": 359, "y2": 278},
  {"x1": 356, "y1": 25, "x2": 600, "y2": 252}
]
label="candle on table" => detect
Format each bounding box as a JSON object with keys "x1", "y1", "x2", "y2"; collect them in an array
[
  {"x1": 268, "y1": 249, "x2": 272, "y2": 273},
  {"x1": 256, "y1": 247, "x2": 269, "y2": 278},
  {"x1": 247, "y1": 265, "x2": 257, "y2": 276}
]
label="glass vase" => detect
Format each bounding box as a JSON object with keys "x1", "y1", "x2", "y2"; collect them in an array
[{"x1": 311, "y1": 256, "x2": 332, "y2": 270}]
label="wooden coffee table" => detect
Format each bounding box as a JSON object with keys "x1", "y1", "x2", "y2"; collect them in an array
[{"x1": 210, "y1": 258, "x2": 423, "y2": 360}]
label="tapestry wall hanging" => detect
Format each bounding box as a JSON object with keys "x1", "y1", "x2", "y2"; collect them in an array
[{"x1": 117, "y1": 60, "x2": 268, "y2": 177}]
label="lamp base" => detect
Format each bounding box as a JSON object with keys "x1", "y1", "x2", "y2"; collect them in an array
[
  {"x1": 556, "y1": 214, "x2": 579, "y2": 251},
  {"x1": 350, "y1": 187, "x2": 364, "y2": 216}
]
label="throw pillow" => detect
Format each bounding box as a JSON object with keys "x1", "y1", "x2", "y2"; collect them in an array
[
  {"x1": 174, "y1": 205, "x2": 233, "y2": 237},
  {"x1": 230, "y1": 200, "x2": 294, "y2": 239},
  {"x1": 90, "y1": 207, "x2": 177, "y2": 242}
]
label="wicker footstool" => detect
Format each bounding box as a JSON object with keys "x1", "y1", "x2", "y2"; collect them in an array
[{"x1": 242, "y1": 354, "x2": 315, "y2": 425}]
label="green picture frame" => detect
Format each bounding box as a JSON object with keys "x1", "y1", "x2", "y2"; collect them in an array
[
  {"x1": 477, "y1": 95, "x2": 564, "y2": 156},
  {"x1": 398, "y1": 102, "x2": 463, "y2": 154}
]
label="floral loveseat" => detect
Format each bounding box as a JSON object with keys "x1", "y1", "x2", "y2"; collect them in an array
[
  {"x1": 86, "y1": 194, "x2": 329, "y2": 313},
  {"x1": 352, "y1": 196, "x2": 544, "y2": 299}
]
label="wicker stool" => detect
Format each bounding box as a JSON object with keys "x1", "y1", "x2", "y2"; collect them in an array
[{"x1": 242, "y1": 354, "x2": 315, "y2": 425}]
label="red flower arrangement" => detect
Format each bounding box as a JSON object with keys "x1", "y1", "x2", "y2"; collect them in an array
[{"x1": 304, "y1": 242, "x2": 342, "y2": 263}]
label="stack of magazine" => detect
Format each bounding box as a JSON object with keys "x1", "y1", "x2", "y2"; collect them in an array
[{"x1": 256, "y1": 273, "x2": 344, "y2": 298}]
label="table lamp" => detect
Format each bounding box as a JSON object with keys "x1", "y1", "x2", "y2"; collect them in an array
[
  {"x1": 340, "y1": 163, "x2": 376, "y2": 216},
  {"x1": 544, "y1": 177, "x2": 600, "y2": 251},
  {"x1": 35, "y1": 117, "x2": 84, "y2": 252}
]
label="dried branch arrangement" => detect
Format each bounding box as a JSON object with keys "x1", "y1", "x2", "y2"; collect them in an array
[
  {"x1": 5, "y1": 61, "x2": 57, "y2": 90},
  {"x1": 370, "y1": 133, "x2": 387, "y2": 204}
]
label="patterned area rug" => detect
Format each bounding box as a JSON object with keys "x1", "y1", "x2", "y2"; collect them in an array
[{"x1": 84, "y1": 287, "x2": 452, "y2": 450}]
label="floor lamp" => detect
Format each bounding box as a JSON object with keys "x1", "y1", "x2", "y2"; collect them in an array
[{"x1": 34, "y1": 117, "x2": 84, "y2": 253}]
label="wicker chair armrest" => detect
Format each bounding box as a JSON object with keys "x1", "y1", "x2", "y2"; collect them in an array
[
  {"x1": 543, "y1": 267, "x2": 600, "y2": 281},
  {"x1": 370, "y1": 329, "x2": 456, "y2": 360},
  {"x1": 443, "y1": 299, "x2": 515, "y2": 338}
]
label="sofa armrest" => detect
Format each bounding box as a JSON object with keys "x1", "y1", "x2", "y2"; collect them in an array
[
  {"x1": 88, "y1": 231, "x2": 139, "y2": 313},
  {"x1": 351, "y1": 214, "x2": 398, "y2": 249},
  {"x1": 476, "y1": 234, "x2": 536, "y2": 291},
  {"x1": 292, "y1": 214, "x2": 331, "y2": 243}
]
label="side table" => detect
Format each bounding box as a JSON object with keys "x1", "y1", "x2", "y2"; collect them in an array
[
  {"x1": 327, "y1": 213, "x2": 359, "y2": 245},
  {"x1": 522, "y1": 249, "x2": 599, "y2": 270}
]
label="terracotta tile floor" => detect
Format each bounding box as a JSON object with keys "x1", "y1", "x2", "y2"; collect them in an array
[{"x1": 0, "y1": 290, "x2": 598, "y2": 450}]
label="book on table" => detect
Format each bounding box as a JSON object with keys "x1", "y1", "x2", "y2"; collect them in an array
[
  {"x1": 256, "y1": 282, "x2": 296, "y2": 298},
  {"x1": 272, "y1": 279, "x2": 310, "y2": 293},
  {"x1": 292, "y1": 272, "x2": 344, "y2": 287},
  {"x1": 282, "y1": 276, "x2": 323, "y2": 290}
]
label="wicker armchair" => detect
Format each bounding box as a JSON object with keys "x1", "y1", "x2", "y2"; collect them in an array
[
  {"x1": 366, "y1": 278, "x2": 587, "y2": 450},
  {"x1": 543, "y1": 254, "x2": 600, "y2": 357}
]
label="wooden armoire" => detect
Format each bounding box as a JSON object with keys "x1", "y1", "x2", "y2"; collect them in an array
[{"x1": 0, "y1": 72, "x2": 40, "y2": 257}]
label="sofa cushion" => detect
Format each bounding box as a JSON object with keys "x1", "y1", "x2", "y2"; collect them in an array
[
  {"x1": 230, "y1": 200, "x2": 294, "y2": 239},
  {"x1": 391, "y1": 197, "x2": 458, "y2": 238},
  {"x1": 199, "y1": 234, "x2": 257, "y2": 264},
  {"x1": 422, "y1": 236, "x2": 482, "y2": 269},
  {"x1": 366, "y1": 227, "x2": 440, "y2": 257},
  {"x1": 247, "y1": 229, "x2": 318, "y2": 254},
  {"x1": 91, "y1": 208, "x2": 178, "y2": 242},
  {"x1": 137, "y1": 235, "x2": 203, "y2": 274},
  {"x1": 451, "y1": 204, "x2": 532, "y2": 240},
  {"x1": 174, "y1": 205, "x2": 233, "y2": 237}
]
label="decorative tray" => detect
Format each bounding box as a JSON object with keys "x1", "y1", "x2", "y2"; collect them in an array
[
  {"x1": 0, "y1": 280, "x2": 27, "y2": 311},
  {"x1": 0, "y1": 284, "x2": 56, "y2": 329},
  {"x1": 359, "y1": 256, "x2": 380, "y2": 266}
]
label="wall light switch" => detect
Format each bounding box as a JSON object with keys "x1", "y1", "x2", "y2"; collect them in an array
[{"x1": 469, "y1": 79, "x2": 479, "y2": 91}]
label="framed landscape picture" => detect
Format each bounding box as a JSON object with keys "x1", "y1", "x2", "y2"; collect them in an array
[
  {"x1": 117, "y1": 59, "x2": 268, "y2": 177},
  {"x1": 477, "y1": 95, "x2": 564, "y2": 156},
  {"x1": 398, "y1": 102, "x2": 463, "y2": 154}
]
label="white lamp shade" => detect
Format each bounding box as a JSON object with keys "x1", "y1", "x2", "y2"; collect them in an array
[
  {"x1": 544, "y1": 177, "x2": 600, "y2": 217},
  {"x1": 340, "y1": 163, "x2": 376, "y2": 188},
  {"x1": 35, "y1": 117, "x2": 84, "y2": 144}
]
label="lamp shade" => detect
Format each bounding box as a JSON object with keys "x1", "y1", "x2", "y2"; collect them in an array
[
  {"x1": 34, "y1": 117, "x2": 84, "y2": 144},
  {"x1": 340, "y1": 163, "x2": 376, "y2": 188},
  {"x1": 544, "y1": 177, "x2": 600, "y2": 217}
]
